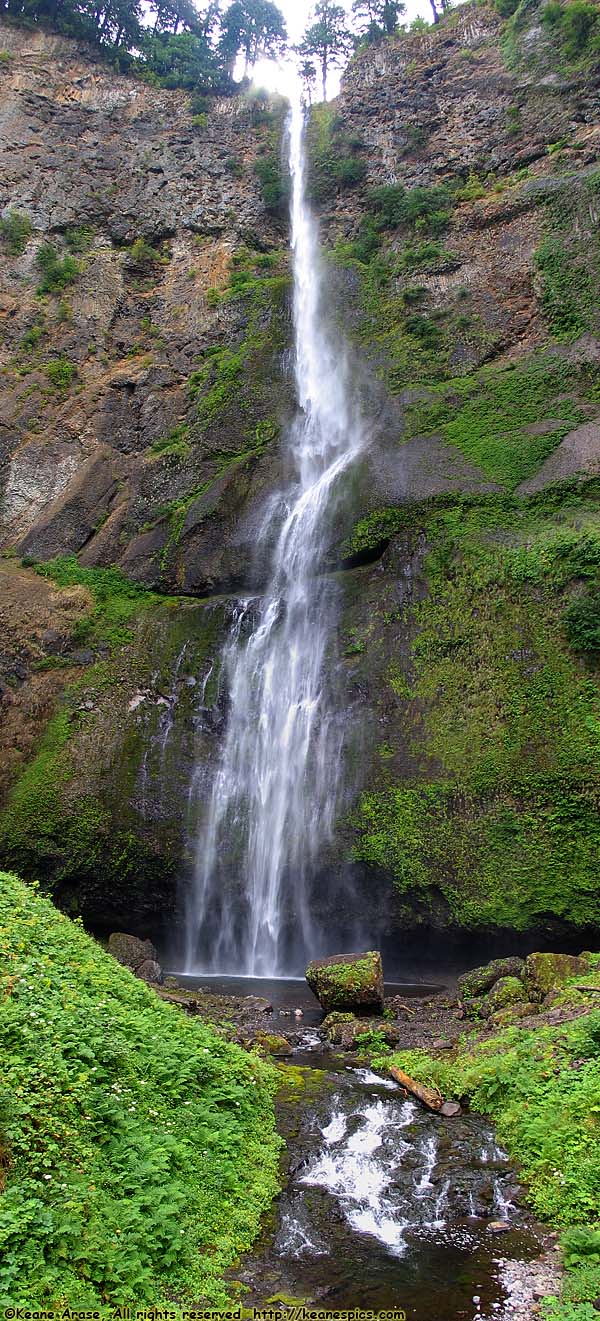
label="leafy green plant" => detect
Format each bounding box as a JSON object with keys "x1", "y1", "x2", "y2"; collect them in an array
[
  {"x1": 36, "y1": 243, "x2": 80, "y2": 294},
  {"x1": 0, "y1": 210, "x2": 32, "y2": 256},
  {"x1": 0, "y1": 870, "x2": 280, "y2": 1309},
  {"x1": 564, "y1": 592, "x2": 600, "y2": 654},
  {"x1": 44, "y1": 357, "x2": 77, "y2": 391}
]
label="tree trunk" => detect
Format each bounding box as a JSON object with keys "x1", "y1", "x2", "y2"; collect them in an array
[{"x1": 388, "y1": 1064, "x2": 443, "y2": 1112}]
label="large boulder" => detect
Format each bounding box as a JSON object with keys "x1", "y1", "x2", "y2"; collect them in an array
[
  {"x1": 136, "y1": 958, "x2": 163, "y2": 985},
  {"x1": 524, "y1": 952, "x2": 593, "y2": 1000},
  {"x1": 458, "y1": 956, "x2": 525, "y2": 1000},
  {"x1": 108, "y1": 932, "x2": 159, "y2": 971},
  {"x1": 306, "y1": 951, "x2": 384, "y2": 1014}
]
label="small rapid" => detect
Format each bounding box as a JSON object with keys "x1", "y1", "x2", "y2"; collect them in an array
[{"x1": 238, "y1": 1051, "x2": 541, "y2": 1320}]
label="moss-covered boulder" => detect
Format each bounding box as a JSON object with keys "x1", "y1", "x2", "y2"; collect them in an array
[
  {"x1": 306, "y1": 951, "x2": 384, "y2": 1013},
  {"x1": 487, "y1": 975, "x2": 526, "y2": 1013},
  {"x1": 458, "y1": 957, "x2": 525, "y2": 1001},
  {"x1": 322, "y1": 1012, "x2": 400, "y2": 1049},
  {"x1": 524, "y1": 952, "x2": 593, "y2": 1000},
  {"x1": 490, "y1": 1002, "x2": 539, "y2": 1027},
  {"x1": 253, "y1": 1033, "x2": 293, "y2": 1057}
]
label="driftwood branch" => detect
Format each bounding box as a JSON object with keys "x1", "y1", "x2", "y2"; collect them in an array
[{"x1": 388, "y1": 1064, "x2": 443, "y2": 1112}]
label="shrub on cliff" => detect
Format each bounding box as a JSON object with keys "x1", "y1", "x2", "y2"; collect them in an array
[{"x1": 0, "y1": 871, "x2": 280, "y2": 1309}]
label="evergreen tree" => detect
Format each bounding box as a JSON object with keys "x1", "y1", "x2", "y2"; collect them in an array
[
  {"x1": 352, "y1": 0, "x2": 405, "y2": 43},
  {"x1": 219, "y1": 0, "x2": 286, "y2": 78},
  {"x1": 297, "y1": 0, "x2": 352, "y2": 100}
]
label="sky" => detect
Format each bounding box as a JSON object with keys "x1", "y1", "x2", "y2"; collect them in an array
[{"x1": 249, "y1": 0, "x2": 434, "y2": 98}]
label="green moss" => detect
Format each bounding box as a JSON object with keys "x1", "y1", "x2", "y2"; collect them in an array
[
  {"x1": 534, "y1": 174, "x2": 600, "y2": 343},
  {"x1": 149, "y1": 423, "x2": 191, "y2": 460},
  {"x1": 33, "y1": 555, "x2": 162, "y2": 650},
  {"x1": 401, "y1": 352, "x2": 595, "y2": 488},
  {"x1": 0, "y1": 870, "x2": 280, "y2": 1309},
  {"x1": 44, "y1": 357, "x2": 77, "y2": 392},
  {"x1": 306, "y1": 105, "x2": 367, "y2": 205},
  {"x1": 353, "y1": 492, "x2": 600, "y2": 931}
]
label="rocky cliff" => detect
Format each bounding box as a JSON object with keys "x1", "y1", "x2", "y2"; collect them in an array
[{"x1": 1, "y1": 2, "x2": 599, "y2": 957}]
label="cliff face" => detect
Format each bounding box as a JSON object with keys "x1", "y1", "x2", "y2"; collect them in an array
[{"x1": 1, "y1": 4, "x2": 600, "y2": 953}]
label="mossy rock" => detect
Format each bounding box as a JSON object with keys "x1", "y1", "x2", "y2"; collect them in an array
[
  {"x1": 464, "y1": 994, "x2": 492, "y2": 1021},
  {"x1": 489, "y1": 1002, "x2": 540, "y2": 1027},
  {"x1": 306, "y1": 951, "x2": 384, "y2": 1013},
  {"x1": 487, "y1": 975, "x2": 527, "y2": 1013},
  {"x1": 458, "y1": 956, "x2": 525, "y2": 1000},
  {"x1": 253, "y1": 1033, "x2": 293, "y2": 1057},
  {"x1": 524, "y1": 951, "x2": 593, "y2": 1000}
]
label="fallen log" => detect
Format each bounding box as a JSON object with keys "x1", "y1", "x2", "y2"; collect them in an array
[
  {"x1": 573, "y1": 985, "x2": 600, "y2": 994},
  {"x1": 388, "y1": 1064, "x2": 443, "y2": 1112}
]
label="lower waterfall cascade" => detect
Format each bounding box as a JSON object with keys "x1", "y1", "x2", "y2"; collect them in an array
[{"x1": 184, "y1": 91, "x2": 365, "y2": 976}]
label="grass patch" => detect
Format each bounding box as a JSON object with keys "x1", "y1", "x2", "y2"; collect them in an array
[
  {"x1": 0, "y1": 870, "x2": 280, "y2": 1309},
  {"x1": 0, "y1": 210, "x2": 32, "y2": 256}
]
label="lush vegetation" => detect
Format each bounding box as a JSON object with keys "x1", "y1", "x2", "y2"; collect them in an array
[
  {"x1": 351, "y1": 490, "x2": 600, "y2": 932},
  {"x1": 384, "y1": 982, "x2": 600, "y2": 1319},
  {"x1": 0, "y1": 870, "x2": 280, "y2": 1310}
]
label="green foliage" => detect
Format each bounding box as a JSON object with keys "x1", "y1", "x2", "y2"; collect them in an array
[
  {"x1": 542, "y1": 0, "x2": 600, "y2": 60},
  {"x1": 149, "y1": 423, "x2": 191, "y2": 461},
  {"x1": 0, "y1": 209, "x2": 32, "y2": 256},
  {"x1": 564, "y1": 592, "x2": 600, "y2": 654},
  {"x1": 36, "y1": 243, "x2": 80, "y2": 295},
  {"x1": 535, "y1": 224, "x2": 598, "y2": 343},
  {"x1": 127, "y1": 237, "x2": 167, "y2": 270},
  {"x1": 401, "y1": 353, "x2": 594, "y2": 487},
  {"x1": 34, "y1": 555, "x2": 160, "y2": 650},
  {"x1": 0, "y1": 870, "x2": 280, "y2": 1308},
  {"x1": 368, "y1": 181, "x2": 453, "y2": 236},
  {"x1": 254, "y1": 151, "x2": 290, "y2": 216},
  {"x1": 44, "y1": 358, "x2": 77, "y2": 392},
  {"x1": 353, "y1": 492, "x2": 600, "y2": 931},
  {"x1": 306, "y1": 104, "x2": 367, "y2": 204},
  {"x1": 389, "y1": 1008, "x2": 600, "y2": 1225}
]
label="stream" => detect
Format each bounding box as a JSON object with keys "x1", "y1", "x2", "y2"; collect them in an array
[{"x1": 198, "y1": 981, "x2": 544, "y2": 1321}]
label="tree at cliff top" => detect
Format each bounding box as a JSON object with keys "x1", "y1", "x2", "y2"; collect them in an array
[
  {"x1": 297, "y1": 0, "x2": 353, "y2": 100},
  {"x1": 218, "y1": 0, "x2": 287, "y2": 78},
  {"x1": 352, "y1": 0, "x2": 406, "y2": 43},
  {"x1": 0, "y1": 0, "x2": 288, "y2": 88}
]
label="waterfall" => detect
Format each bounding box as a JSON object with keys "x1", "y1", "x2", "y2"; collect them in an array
[{"x1": 183, "y1": 92, "x2": 364, "y2": 976}]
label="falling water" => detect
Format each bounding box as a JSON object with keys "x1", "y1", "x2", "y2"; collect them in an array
[{"x1": 184, "y1": 93, "x2": 364, "y2": 975}]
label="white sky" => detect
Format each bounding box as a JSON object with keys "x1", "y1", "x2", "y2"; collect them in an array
[{"x1": 250, "y1": 0, "x2": 433, "y2": 98}]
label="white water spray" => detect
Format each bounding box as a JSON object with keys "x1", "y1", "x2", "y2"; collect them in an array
[{"x1": 184, "y1": 93, "x2": 364, "y2": 975}]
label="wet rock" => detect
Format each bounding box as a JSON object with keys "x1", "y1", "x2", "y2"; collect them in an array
[
  {"x1": 432, "y1": 1038, "x2": 454, "y2": 1050},
  {"x1": 525, "y1": 951, "x2": 593, "y2": 999},
  {"x1": 108, "y1": 931, "x2": 158, "y2": 971},
  {"x1": 136, "y1": 958, "x2": 163, "y2": 984},
  {"x1": 440, "y1": 1100, "x2": 462, "y2": 1117},
  {"x1": 458, "y1": 957, "x2": 524, "y2": 1000},
  {"x1": 489, "y1": 1220, "x2": 512, "y2": 1233},
  {"x1": 254, "y1": 1032, "x2": 293, "y2": 1057},
  {"x1": 322, "y1": 1011, "x2": 400, "y2": 1050},
  {"x1": 306, "y1": 951, "x2": 384, "y2": 1013},
  {"x1": 490, "y1": 1001, "x2": 539, "y2": 1027},
  {"x1": 463, "y1": 994, "x2": 491, "y2": 1021},
  {"x1": 487, "y1": 975, "x2": 526, "y2": 1013},
  {"x1": 242, "y1": 996, "x2": 273, "y2": 1015}
]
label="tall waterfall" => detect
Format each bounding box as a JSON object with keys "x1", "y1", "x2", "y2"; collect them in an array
[{"x1": 184, "y1": 93, "x2": 364, "y2": 977}]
